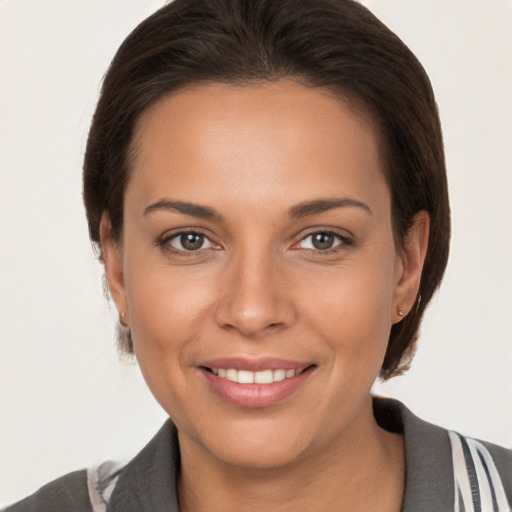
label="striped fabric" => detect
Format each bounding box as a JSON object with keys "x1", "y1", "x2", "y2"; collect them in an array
[
  {"x1": 86, "y1": 431, "x2": 510, "y2": 512},
  {"x1": 449, "y1": 431, "x2": 510, "y2": 512},
  {"x1": 87, "y1": 461, "x2": 125, "y2": 512}
]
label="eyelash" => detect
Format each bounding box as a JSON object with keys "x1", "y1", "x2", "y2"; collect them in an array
[
  {"x1": 157, "y1": 228, "x2": 354, "y2": 256},
  {"x1": 294, "y1": 229, "x2": 354, "y2": 255},
  {"x1": 158, "y1": 229, "x2": 219, "y2": 256}
]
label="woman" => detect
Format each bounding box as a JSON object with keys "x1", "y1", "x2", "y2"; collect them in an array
[{"x1": 4, "y1": 0, "x2": 511, "y2": 510}]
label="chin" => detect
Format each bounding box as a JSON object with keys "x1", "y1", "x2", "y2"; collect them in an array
[
  {"x1": 182, "y1": 415, "x2": 315, "y2": 470},
  {"x1": 209, "y1": 439, "x2": 308, "y2": 470}
]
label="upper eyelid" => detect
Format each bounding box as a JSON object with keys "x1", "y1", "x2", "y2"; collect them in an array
[
  {"x1": 295, "y1": 232, "x2": 347, "y2": 248},
  {"x1": 293, "y1": 226, "x2": 356, "y2": 252},
  {"x1": 157, "y1": 228, "x2": 218, "y2": 250},
  {"x1": 158, "y1": 230, "x2": 221, "y2": 256},
  {"x1": 295, "y1": 227, "x2": 353, "y2": 243},
  {"x1": 157, "y1": 226, "x2": 353, "y2": 249},
  {"x1": 160, "y1": 227, "x2": 214, "y2": 242}
]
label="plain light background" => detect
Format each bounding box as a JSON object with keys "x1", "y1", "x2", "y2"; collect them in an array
[{"x1": 1, "y1": 0, "x2": 511, "y2": 506}]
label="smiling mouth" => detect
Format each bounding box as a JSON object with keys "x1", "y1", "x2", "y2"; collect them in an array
[
  {"x1": 200, "y1": 362, "x2": 316, "y2": 407},
  {"x1": 202, "y1": 366, "x2": 314, "y2": 384}
]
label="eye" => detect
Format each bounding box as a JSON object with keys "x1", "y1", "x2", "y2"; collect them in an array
[
  {"x1": 167, "y1": 232, "x2": 216, "y2": 252},
  {"x1": 297, "y1": 231, "x2": 348, "y2": 251}
]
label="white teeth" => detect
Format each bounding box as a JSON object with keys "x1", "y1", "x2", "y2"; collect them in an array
[
  {"x1": 273, "y1": 369, "x2": 286, "y2": 382},
  {"x1": 210, "y1": 367, "x2": 301, "y2": 384},
  {"x1": 226, "y1": 369, "x2": 238, "y2": 382},
  {"x1": 237, "y1": 370, "x2": 254, "y2": 384},
  {"x1": 254, "y1": 369, "x2": 274, "y2": 384}
]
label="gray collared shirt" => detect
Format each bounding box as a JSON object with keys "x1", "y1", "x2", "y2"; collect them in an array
[{"x1": 5, "y1": 398, "x2": 511, "y2": 512}]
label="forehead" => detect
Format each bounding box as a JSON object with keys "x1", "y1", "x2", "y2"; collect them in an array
[
  {"x1": 132, "y1": 80, "x2": 380, "y2": 156},
  {"x1": 127, "y1": 80, "x2": 388, "y2": 214}
]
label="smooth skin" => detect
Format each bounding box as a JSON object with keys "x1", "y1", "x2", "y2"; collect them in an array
[{"x1": 101, "y1": 81, "x2": 429, "y2": 512}]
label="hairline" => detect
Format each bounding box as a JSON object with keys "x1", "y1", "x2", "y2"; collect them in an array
[{"x1": 122, "y1": 76, "x2": 401, "y2": 241}]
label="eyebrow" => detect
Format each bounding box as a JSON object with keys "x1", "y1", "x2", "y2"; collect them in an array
[
  {"x1": 143, "y1": 197, "x2": 372, "y2": 221},
  {"x1": 287, "y1": 198, "x2": 372, "y2": 218},
  {"x1": 143, "y1": 199, "x2": 222, "y2": 220}
]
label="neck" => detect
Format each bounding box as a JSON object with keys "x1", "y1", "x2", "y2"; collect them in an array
[{"x1": 178, "y1": 397, "x2": 405, "y2": 512}]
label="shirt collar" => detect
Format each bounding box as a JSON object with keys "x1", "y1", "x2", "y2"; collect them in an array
[{"x1": 108, "y1": 398, "x2": 454, "y2": 511}]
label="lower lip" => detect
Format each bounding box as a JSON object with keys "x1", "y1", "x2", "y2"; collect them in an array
[{"x1": 200, "y1": 367, "x2": 315, "y2": 408}]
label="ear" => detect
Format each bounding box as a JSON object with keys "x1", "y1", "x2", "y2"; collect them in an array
[
  {"x1": 100, "y1": 214, "x2": 128, "y2": 324},
  {"x1": 392, "y1": 211, "x2": 430, "y2": 323}
]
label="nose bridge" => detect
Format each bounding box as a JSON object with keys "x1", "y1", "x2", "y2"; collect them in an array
[{"x1": 215, "y1": 240, "x2": 294, "y2": 337}]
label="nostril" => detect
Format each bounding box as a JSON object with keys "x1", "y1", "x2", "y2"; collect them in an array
[{"x1": 214, "y1": 283, "x2": 296, "y2": 337}]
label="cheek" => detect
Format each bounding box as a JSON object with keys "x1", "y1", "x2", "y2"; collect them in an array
[
  {"x1": 122, "y1": 257, "x2": 216, "y2": 379},
  {"x1": 122, "y1": 264, "x2": 217, "y2": 420},
  {"x1": 301, "y1": 253, "x2": 397, "y2": 372},
  {"x1": 125, "y1": 251, "x2": 215, "y2": 335}
]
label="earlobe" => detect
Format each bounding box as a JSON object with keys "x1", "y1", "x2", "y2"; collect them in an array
[
  {"x1": 100, "y1": 214, "x2": 128, "y2": 322},
  {"x1": 393, "y1": 211, "x2": 430, "y2": 322}
]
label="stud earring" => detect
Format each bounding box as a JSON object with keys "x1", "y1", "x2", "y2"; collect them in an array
[
  {"x1": 120, "y1": 312, "x2": 127, "y2": 326},
  {"x1": 397, "y1": 306, "x2": 404, "y2": 317}
]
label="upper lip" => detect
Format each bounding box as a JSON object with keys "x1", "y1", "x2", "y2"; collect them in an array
[{"x1": 199, "y1": 357, "x2": 314, "y2": 372}]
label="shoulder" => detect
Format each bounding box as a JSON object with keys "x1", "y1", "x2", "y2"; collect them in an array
[
  {"x1": 3, "y1": 461, "x2": 125, "y2": 512},
  {"x1": 448, "y1": 431, "x2": 512, "y2": 511},
  {"x1": 3, "y1": 470, "x2": 91, "y2": 512},
  {"x1": 373, "y1": 396, "x2": 512, "y2": 510},
  {"x1": 3, "y1": 421, "x2": 177, "y2": 512},
  {"x1": 483, "y1": 438, "x2": 512, "y2": 484}
]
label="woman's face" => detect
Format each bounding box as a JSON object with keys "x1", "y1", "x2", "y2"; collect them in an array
[{"x1": 103, "y1": 81, "x2": 426, "y2": 469}]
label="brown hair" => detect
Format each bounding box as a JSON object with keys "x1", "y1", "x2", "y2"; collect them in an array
[{"x1": 83, "y1": 0, "x2": 450, "y2": 379}]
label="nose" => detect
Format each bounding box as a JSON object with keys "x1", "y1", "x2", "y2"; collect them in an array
[{"x1": 214, "y1": 247, "x2": 296, "y2": 338}]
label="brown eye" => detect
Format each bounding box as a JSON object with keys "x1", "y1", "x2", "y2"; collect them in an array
[
  {"x1": 167, "y1": 232, "x2": 215, "y2": 252},
  {"x1": 180, "y1": 233, "x2": 205, "y2": 250},
  {"x1": 311, "y1": 232, "x2": 336, "y2": 250},
  {"x1": 296, "y1": 231, "x2": 350, "y2": 252}
]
